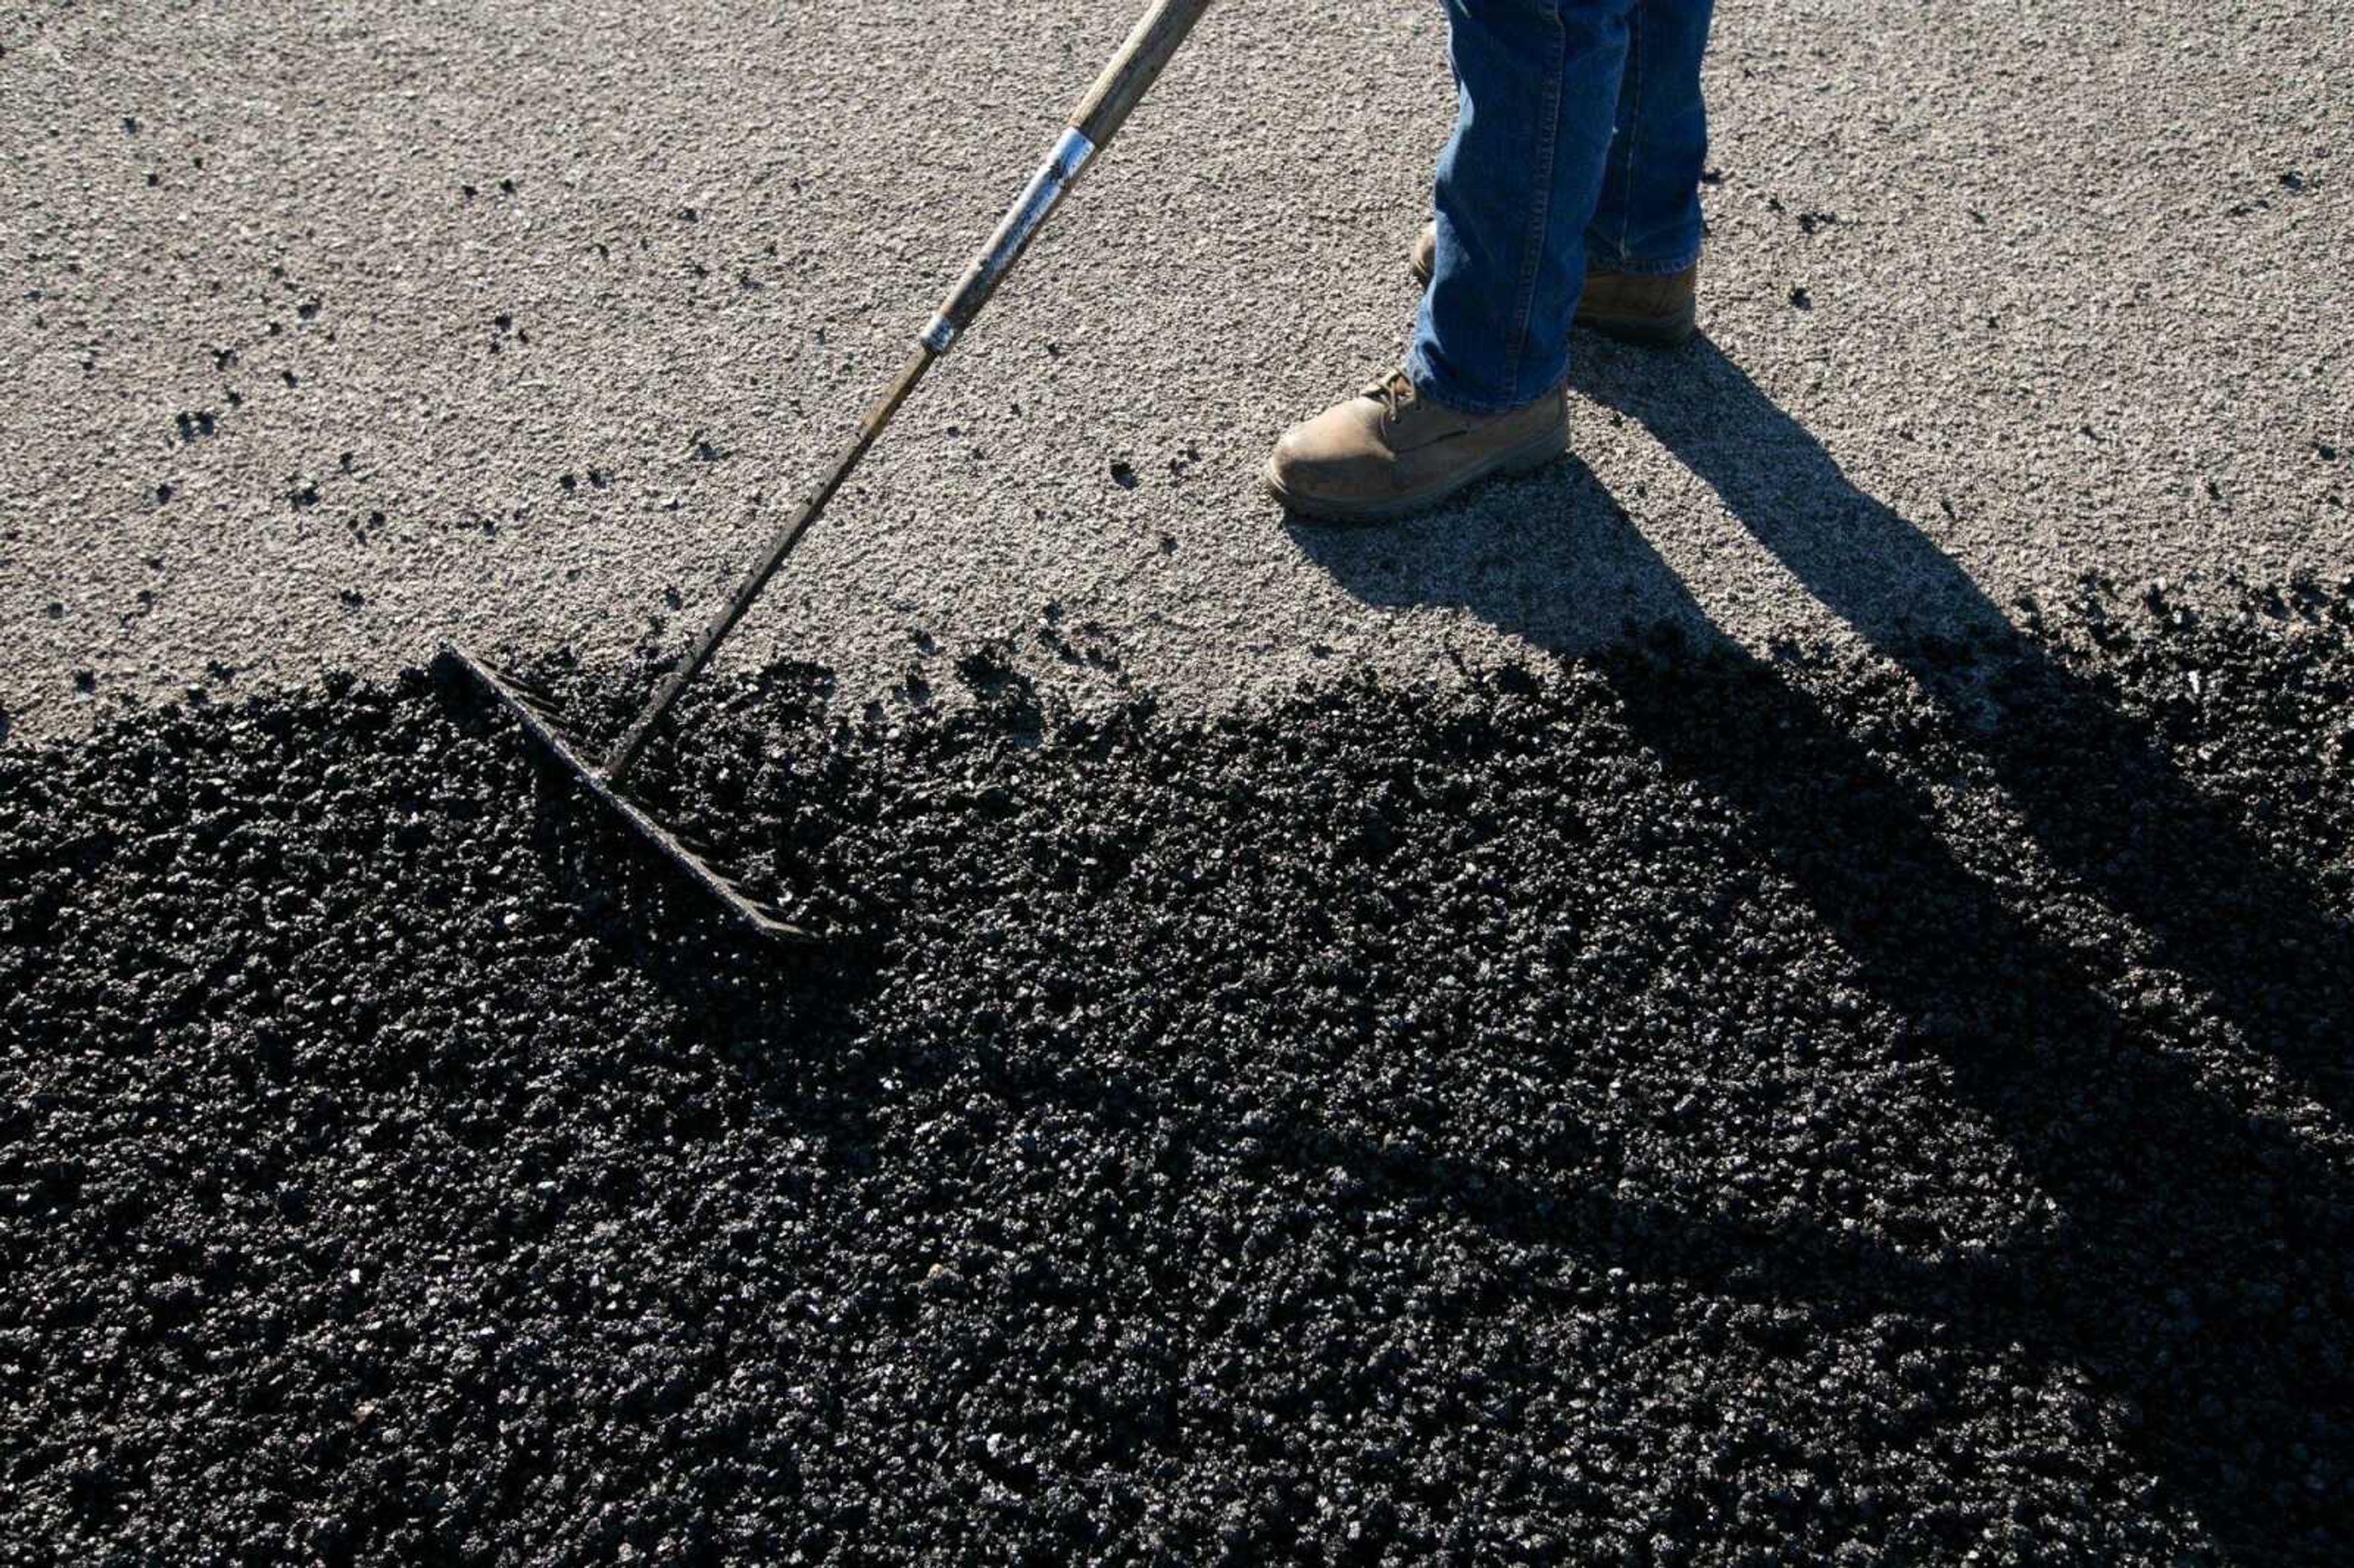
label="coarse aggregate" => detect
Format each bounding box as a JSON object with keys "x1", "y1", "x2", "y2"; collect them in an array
[{"x1": 5, "y1": 579, "x2": 2353, "y2": 1566}]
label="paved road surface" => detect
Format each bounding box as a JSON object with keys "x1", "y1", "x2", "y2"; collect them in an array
[{"x1": 4, "y1": 0, "x2": 2347, "y2": 741}]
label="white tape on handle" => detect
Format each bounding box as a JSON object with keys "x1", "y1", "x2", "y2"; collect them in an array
[{"x1": 921, "y1": 126, "x2": 1099, "y2": 354}]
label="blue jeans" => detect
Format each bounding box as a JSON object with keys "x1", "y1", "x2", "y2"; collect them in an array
[{"x1": 1407, "y1": 0, "x2": 1715, "y2": 414}]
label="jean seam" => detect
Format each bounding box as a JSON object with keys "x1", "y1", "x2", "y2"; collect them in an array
[
  {"x1": 1585, "y1": 246, "x2": 1699, "y2": 278},
  {"x1": 1506, "y1": 9, "x2": 1567, "y2": 404},
  {"x1": 1618, "y1": 2, "x2": 1643, "y2": 261}
]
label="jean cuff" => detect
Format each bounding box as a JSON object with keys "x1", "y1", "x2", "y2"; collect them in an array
[
  {"x1": 1405, "y1": 343, "x2": 1571, "y2": 419},
  {"x1": 1586, "y1": 245, "x2": 1701, "y2": 278}
]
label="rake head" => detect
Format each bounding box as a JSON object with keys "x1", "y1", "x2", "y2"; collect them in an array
[{"x1": 436, "y1": 644, "x2": 817, "y2": 944}]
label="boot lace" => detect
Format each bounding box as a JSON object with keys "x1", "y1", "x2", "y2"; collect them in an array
[{"x1": 1361, "y1": 368, "x2": 1415, "y2": 422}]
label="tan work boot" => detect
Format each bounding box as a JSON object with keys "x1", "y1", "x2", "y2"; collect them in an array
[
  {"x1": 1266, "y1": 369, "x2": 1567, "y2": 525},
  {"x1": 1409, "y1": 221, "x2": 1698, "y2": 349}
]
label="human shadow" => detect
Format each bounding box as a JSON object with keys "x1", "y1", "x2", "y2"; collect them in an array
[
  {"x1": 1286, "y1": 358, "x2": 2354, "y2": 1559},
  {"x1": 554, "y1": 409, "x2": 2353, "y2": 1554},
  {"x1": 1573, "y1": 335, "x2": 2354, "y2": 1127}
]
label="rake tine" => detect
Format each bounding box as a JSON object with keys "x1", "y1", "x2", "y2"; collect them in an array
[
  {"x1": 439, "y1": 642, "x2": 821, "y2": 944},
  {"x1": 489, "y1": 679, "x2": 555, "y2": 715}
]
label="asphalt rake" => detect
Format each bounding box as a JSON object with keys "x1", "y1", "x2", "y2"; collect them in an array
[{"x1": 440, "y1": 0, "x2": 1216, "y2": 941}]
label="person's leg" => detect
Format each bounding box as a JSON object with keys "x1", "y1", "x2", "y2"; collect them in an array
[
  {"x1": 1585, "y1": 0, "x2": 1715, "y2": 276},
  {"x1": 1407, "y1": 0, "x2": 1640, "y2": 414},
  {"x1": 1266, "y1": 0, "x2": 1640, "y2": 523}
]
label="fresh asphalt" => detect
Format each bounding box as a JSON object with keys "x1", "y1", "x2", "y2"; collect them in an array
[
  {"x1": 8, "y1": 590, "x2": 2354, "y2": 1561},
  {"x1": 4, "y1": 4, "x2": 2352, "y2": 1564}
]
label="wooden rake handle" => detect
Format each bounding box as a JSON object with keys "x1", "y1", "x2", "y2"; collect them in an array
[
  {"x1": 604, "y1": 0, "x2": 1214, "y2": 782},
  {"x1": 1071, "y1": 0, "x2": 1219, "y2": 148},
  {"x1": 922, "y1": 0, "x2": 1216, "y2": 351}
]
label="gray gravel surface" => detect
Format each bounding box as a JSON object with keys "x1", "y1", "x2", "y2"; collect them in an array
[{"x1": 4, "y1": 0, "x2": 2348, "y2": 742}]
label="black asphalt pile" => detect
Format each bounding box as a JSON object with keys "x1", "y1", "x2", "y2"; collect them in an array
[{"x1": 6, "y1": 580, "x2": 2354, "y2": 1566}]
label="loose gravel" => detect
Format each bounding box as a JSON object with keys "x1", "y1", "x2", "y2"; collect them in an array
[{"x1": 5, "y1": 580, "x2": 2353, "y2": 1566}]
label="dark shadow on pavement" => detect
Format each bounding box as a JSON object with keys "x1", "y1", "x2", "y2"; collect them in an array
[
  {"x1": 1572, "y1": 334, "x2": 2354, "y2": 1127},
  {"x1": 1281, "y1": 452, "x2": 1718, "y2": 660},
  {"x1": 1280, "y1": 340, "x2": 2354, "y2": 1560}
]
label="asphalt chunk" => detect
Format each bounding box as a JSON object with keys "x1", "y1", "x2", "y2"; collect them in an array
[{"x1": 2, "y1": 594, "x2": 2352, "y2": 1564}]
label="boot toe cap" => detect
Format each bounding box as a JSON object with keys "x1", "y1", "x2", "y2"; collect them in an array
[{"x1": 1268, "y1": 407, "x2": 1390, "y2": 504}]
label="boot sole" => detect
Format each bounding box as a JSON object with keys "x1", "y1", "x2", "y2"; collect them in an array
[
  {"x1": 1264, "y1": 422, "x2": 1569, "y2": 526},
  {"x1": 1409, "y1": 249, "x2": 1696, "y2": 351}
]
